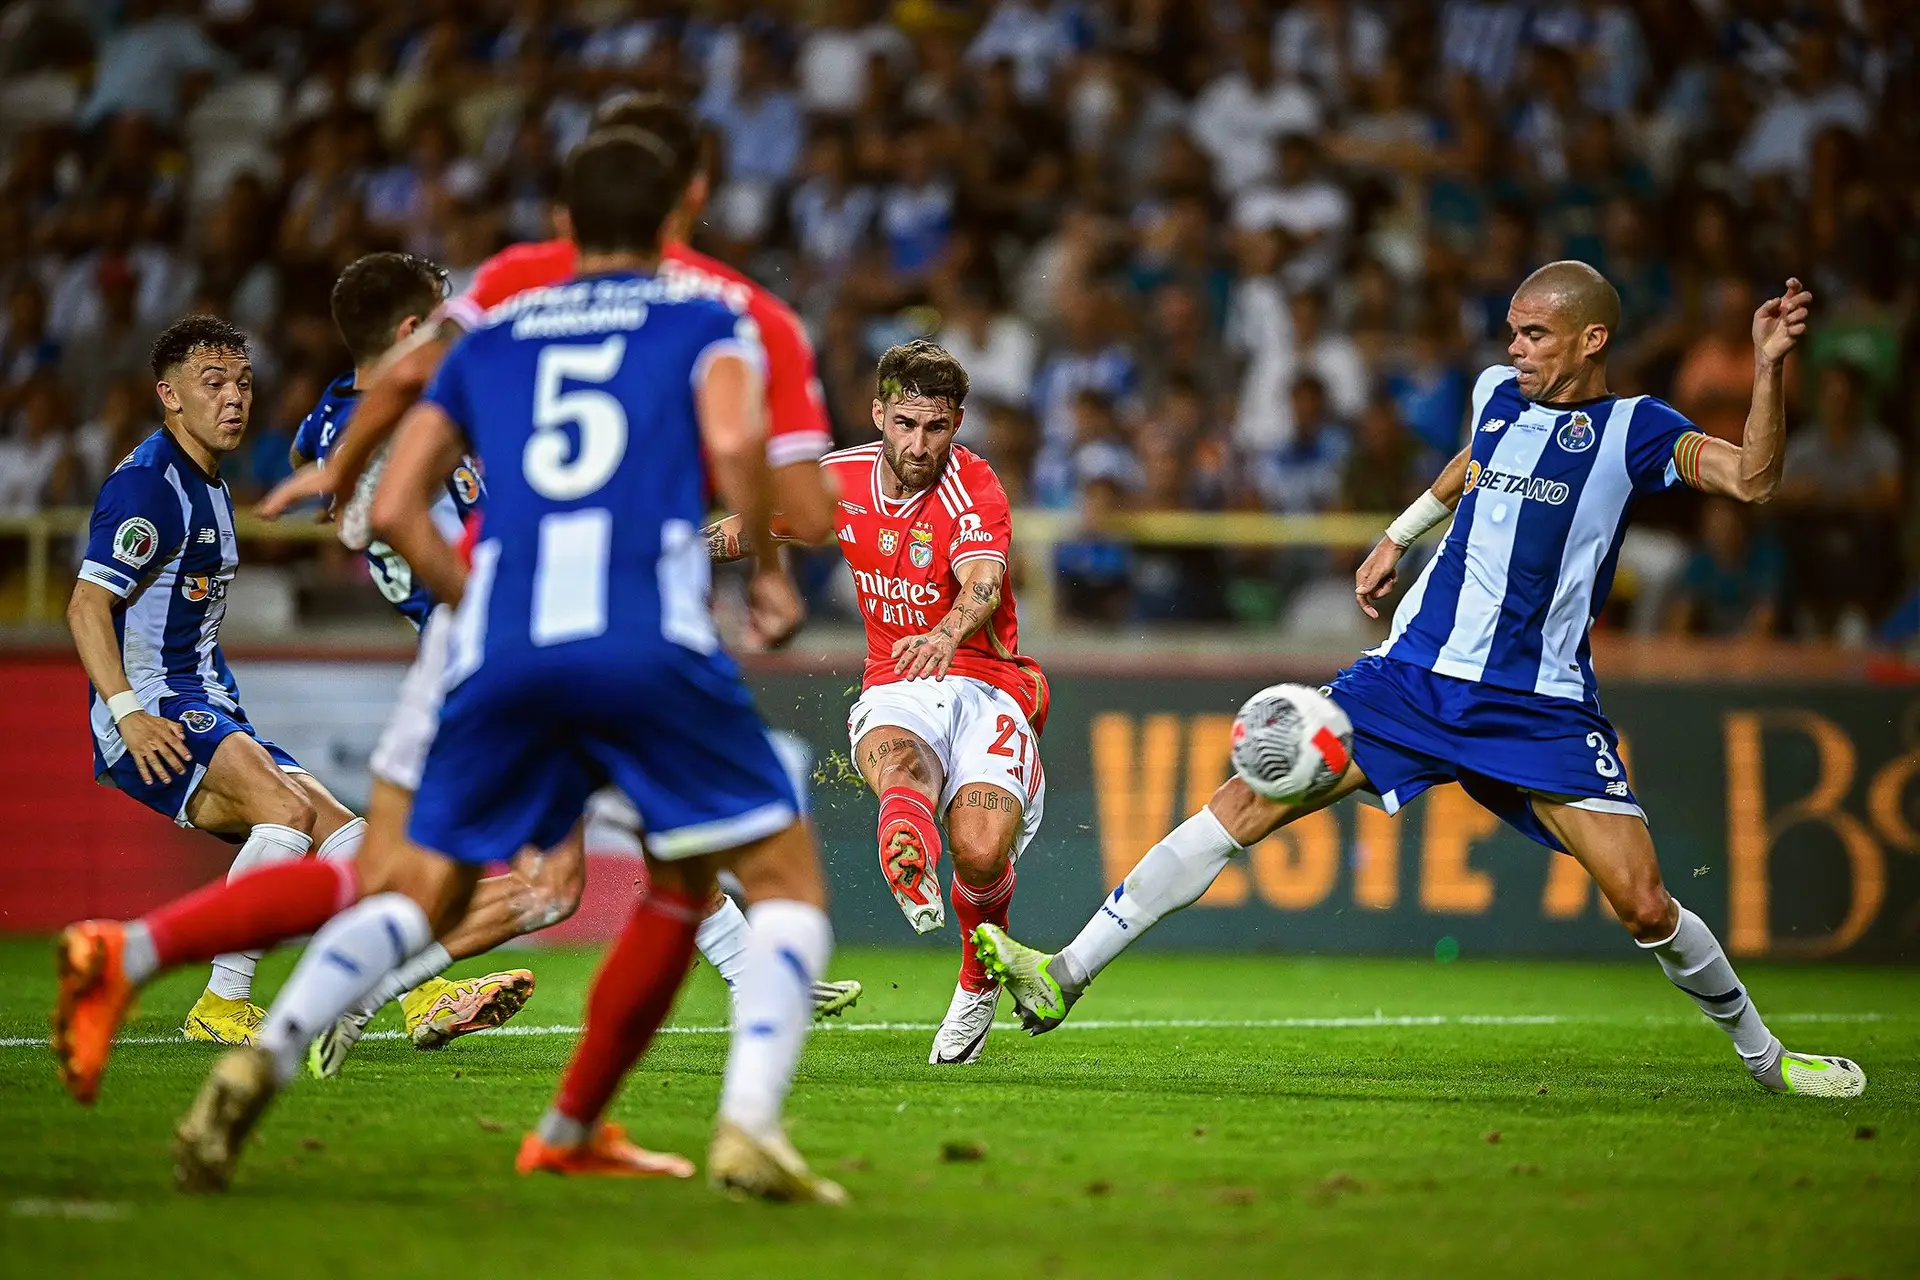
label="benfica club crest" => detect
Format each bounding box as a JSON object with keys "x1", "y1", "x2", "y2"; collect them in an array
[
  {"x1": 908, "y1": 526, "x2": 934, "y2": 569},
  {"x1": 878, "y1": 529, "x2": 898, "y2": 555}
]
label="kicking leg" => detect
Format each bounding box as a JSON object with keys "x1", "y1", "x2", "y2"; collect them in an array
[
  {"x1": 1531, "y1": 800, "x2": 1866, "y2": 1098},
  {"x1": 855, "y1": 727, "x2": 947, "y2": 933},
  {"x1": 977, "y1": 768, "x2": 1369, "y2": 1034},
  {"x1": 930, "y1": 784, "x2": 1022, "y2": 1064}
]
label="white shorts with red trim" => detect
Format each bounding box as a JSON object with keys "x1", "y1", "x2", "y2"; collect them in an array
[{"x1": 848, "y1": 676, "x2": 1045, "y2": 860}]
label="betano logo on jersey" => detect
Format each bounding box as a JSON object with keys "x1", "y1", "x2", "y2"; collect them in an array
[
  {"x1": 450, "y1": 463, "x2": 482, "y2": 505},
  {"x1": 180, "y1": 574, "x2": 228, "y2": 603},
  {"x1": 1463, "y1": 460, "x2": 1571, "y2": 506}
]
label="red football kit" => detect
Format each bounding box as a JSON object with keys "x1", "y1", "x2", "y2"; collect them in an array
[
  {"x1": 442, "y1": 238, "x2": 831, "y2": 466},
  {"x1": 821, "y1": 442, "x2": 1050, "y2": 733}
]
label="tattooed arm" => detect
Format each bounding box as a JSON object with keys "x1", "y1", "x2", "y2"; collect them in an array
[
  {"x1": 891, "y1": 558, "x2": 1005, "y2": 680},
  {"x1": 705, "y1": 513, "x2": 746, "y2": 562}
]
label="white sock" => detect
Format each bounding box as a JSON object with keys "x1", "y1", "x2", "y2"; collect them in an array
[
  {"x1": 315, "y1": 816, "x2": 366, "y2": 860},
  {"x1": 208, "y1": 823, "x2": 312, "y2": 1002},
  {"x1": 717, "y1": 899, "x2": 832, "y2": 1139},
  {"x1": 257, "y1": 892, "x2": 433, "y2": 1083},
  {"x1": 349, "y1": 942, "x2": 455, "y2": 1017},
  {"x1": 1639, "y1": 902, "x2": 1778, "y2": 1070},
  {"x1": 1057, "y1": 808, "x2": 1241, "y2": 989},
  {"x1": 696, "y1": 894, "x2": 753, "y2": 990}
]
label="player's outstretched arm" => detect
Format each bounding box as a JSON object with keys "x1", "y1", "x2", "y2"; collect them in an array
[
  {"x1": 67, "y1": 581, "x2": 190, "y2": 785},
  {"x1": 699, "y1": 351, "x2": 804, "y2": 647},
  {"x1": 328, "y1": 326, "x2": 456, "y2": 504},
  {"x1": 370, "y1": 402, "x2": 469, "y2": 606},
  {"x1": 892, "y1": 558, "x2": 1005, "y2": 681},
  {"x1": 1354, "y1": 446, "x2": 1470, "y2": 618},
  {"x1": 1689, "y1": 277, "x2": 1811, "y2": 505}
]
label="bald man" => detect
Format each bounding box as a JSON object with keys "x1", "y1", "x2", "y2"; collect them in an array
[{"x1": 978, "y1": 262, "x2": 1870, "y2": 1100}]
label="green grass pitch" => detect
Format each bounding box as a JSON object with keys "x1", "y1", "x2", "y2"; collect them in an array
[{"x1": 1, "y1": 937, "x2": 1914, "y2": 1279}]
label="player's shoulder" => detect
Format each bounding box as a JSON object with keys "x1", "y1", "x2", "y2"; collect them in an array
[
  {"x1": 822, "y1": 441, "x2": 882, "y2": 472},
  {"x1": 93, "y1": 431, "x2": 186, "y2": 516},
  {"x1": 101, "y1": 430, "x2": 175, "y2": 486},
  {"x1": 949, "y1": 445, "x2": 1006, "y2": 492},
  {"x1": 1616, "y1": 393, "x2": 1694, "y2": 435},
  {"x1": 450, "y1": 239, "x2": 577, "y2": 325},
  {"x1": 1473, "y1": 363, "x2": 1521, "y2": 401}
]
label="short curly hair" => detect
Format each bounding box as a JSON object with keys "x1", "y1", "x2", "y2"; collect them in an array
[
  {"x1": 874, "y1": 340, "x2": 970, "y2": 409},
  {"x1": 150, "y1": 314, "x2": 250, "y2": 379}
]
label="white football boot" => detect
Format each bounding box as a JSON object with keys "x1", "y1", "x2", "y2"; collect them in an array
[{"x1": 928, "y1": 983, "x2": 1000, "y2": 1065}]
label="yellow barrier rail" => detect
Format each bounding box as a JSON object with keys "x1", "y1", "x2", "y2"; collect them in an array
[{"x1": 0, "y1": 506, "x2": 1398, "y2": 629}]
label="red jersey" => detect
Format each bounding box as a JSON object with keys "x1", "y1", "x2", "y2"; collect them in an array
[
  {"x1": 822, "y1": 442, "x2": 1049, "y2": 732},
  {"x1": 443, "y1": 238, "x2": 831, "y2": 466}
]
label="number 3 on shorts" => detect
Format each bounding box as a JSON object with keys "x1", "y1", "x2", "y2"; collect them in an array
[
  {"x1": 1585, "y1": 731, "x2": 1621, "y2": 779},
  {"x1": 987, "y1": 713, "x2": 1032, "y2": 786}
]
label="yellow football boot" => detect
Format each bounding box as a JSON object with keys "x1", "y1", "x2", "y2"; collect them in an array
[
  {"x1": 402, "y1": 970, "x2": 535, "y2": 1049},
  {"x1": 181, "y1": 990, "x2": 266, "y2": 1045}
]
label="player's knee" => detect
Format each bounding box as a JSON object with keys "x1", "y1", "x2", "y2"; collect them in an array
[
  {"x1": 1615, "y1": 884, "x2": 1677, "y2": 941},
  {"x1": 949, "y1": 838, "x2": 1010, "y2": 888},
  {"x1": 258, "y1": 777, "x2": 316, "y2": 834}
]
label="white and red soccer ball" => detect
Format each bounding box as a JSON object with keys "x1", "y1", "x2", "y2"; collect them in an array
[{"x1": 1229, "y1": 683, "x2": 1353, "y2": 803}]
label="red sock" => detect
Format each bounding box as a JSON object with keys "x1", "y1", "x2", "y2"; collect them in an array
[
  {"x1": 952, "y1": 861, "x2": 1017, "y2": 992},
  {"x1": 553, "y1": 887, "x2": 704, "y2": 1127},
  {"x1": 143, "y1": 858, "x2": 358, "y2": 968},
  {"x1": 877, "y1": 786, "x2": 943, "y2": 909}
]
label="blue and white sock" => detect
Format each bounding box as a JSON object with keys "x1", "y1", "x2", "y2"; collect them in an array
[
  {"x1": 1640, "y1": 902, "x2": 1779, "y2": 1073},
  {"x1": 696, "y1": 894, "x2": 753, "y2": 991},
  {"x1": 257, "y1": 893, "x2": 432, "y2": 1083},
  {"x1": 717, "y1": 900, "x2": 831, "y2": 1139}
]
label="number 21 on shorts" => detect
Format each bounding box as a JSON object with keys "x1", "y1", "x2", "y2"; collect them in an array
[{"x1": 988, "y1": 713, "x2": 1033, "y2": 786}]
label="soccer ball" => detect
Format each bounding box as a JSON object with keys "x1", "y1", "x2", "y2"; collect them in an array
[{"x1": 1228, "y1": 683, "x2": 1354, "y2": 803}]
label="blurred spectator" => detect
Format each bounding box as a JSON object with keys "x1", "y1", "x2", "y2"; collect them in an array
[
  {"x1": 1736, "y1": 29, "x2": 1873, "y2": 185},
  {"x1": 789, "y1": 127, "x2": 875, "y2": 299},
  {"x1": 1385, "y1": 308, "x2": 1469, "y2": 457},
  {"x1": 1250, "y1": 374, "x2": 1352, "y2": 515},
  {"x1": 966, "y1": 0, "x2": 1084, "y2": 103},
  {"x1": 1, "y1": 280, "x2": 60, "y2": 423},
  {"x1": 1189, "y1": 25, "x2": 1320, "y2": 197},
  {"x1": 1232, "y1": 136, "x2": 1351, "y2": 288},
  {"x1": 1666, "y1": 498, "x2": 1783, "y2": 639},
  {"x1": 0, "y1": 377, "x2": 75, "y2": 515},
  {"x1": 74, "y1": 376, "x2": 158, "y2": 491},
  {"x1": 935, "y1": 279, "x2": 1035, "y2": 411},
  {"x1": 1673, "y1": 277, "x2": 1759, "y2": 444},
  {"x1": 79, "y1": 0, "x2": 229, "y2": 129},
  {"x1": 798, "y1": 0, "x2": 911, "y2": 115},
  {"x1": 1286, "y1": 288, "x2": 1368, "y2": 425},
  {"x1": 1055, "y1": 473, "x2": 1131, "y2": 624},
  {"x1": 364, "y1": 114, "x2": 486, "y2": 259},
  {"x1": 1030, "y1": 288, "x2": 1138, "y2": 504},
  {"x1": 1778, "y1": 362, "x2": 1904, "y2": 640},
  {"x1": 1342, "y1": 397, "x2": 1428, "y2": 514},
  {"x1": 703, "y1": 32, "x2": 805, "y2": 247},
  {"x1": 58, "y1": 255, "x2": 152, "y2": 420},
  {"x1": 1274, "y1": 0, "x2": 1389, "y2": 109}
]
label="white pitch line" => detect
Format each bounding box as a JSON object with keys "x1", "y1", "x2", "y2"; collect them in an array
[{"x1": 0, "y1": 1010, "x2": 1888, "y2": 1050}]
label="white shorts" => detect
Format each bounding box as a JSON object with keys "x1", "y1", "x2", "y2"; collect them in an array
[{"x1": 848, "y1": 677, "x2": 1045, "y2": 860}]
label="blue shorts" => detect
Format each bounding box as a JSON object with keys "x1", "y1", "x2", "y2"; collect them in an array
[
  {"x1": 408, "y1": 646, "x2": 802, "y2": 866},
  {"x1": 95, "y1": 695, "x2": 304, "y2": 828},
  {"x1": 1325, "y1": 654, "x2": 1642, "y2": 852}
]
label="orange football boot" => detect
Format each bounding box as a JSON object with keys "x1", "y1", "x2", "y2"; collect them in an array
[
  {"x1": 515, "y1": 1122, "x2": 695, "y2": 1179},
  {"x1": 52, "y1": 921, "x2": 137, "y2": 1106}
]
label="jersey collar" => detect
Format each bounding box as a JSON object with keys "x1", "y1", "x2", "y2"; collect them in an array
[
  {"x1": 161, "y1": 424, "x2": 222, "y2": 483},
  {"x1": 870, "y1": 450, "x2": 950, "y2": 519}
]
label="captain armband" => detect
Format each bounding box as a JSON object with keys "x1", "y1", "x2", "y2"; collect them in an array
[{"x1": 1671, "y1": 431, "x2": 1710, "y2": 489}]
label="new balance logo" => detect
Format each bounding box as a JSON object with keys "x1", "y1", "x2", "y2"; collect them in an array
[
  {"x1": 196, "y1": 528, "x2": 217, "y2": 544},
  {"x1": 1605, "y1": 780, "x2": 1630, "y2": 798},
  {"x1": 1481, "y1": 418, "x2": 1507, "y2": 433}
]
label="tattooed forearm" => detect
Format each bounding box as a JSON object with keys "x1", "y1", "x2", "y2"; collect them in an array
[
  {"x1": 932, "y1": 573, "x2": 1002, "y2": 643},
  {"x1": 705, "y1": 519, "x2": 742, "y2": 562}
]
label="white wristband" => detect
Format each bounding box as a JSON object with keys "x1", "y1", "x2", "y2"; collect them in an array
[
  {"x1": 107, "y1": 691, "x2": 145, "y2": 724},
  {"x1": 1385, "y1": 491, "x2": 1452, "y2": 548}
]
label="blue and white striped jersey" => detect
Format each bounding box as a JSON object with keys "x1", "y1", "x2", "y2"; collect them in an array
[
  {"x1": 293, "y1": 371, "x2": 483, "y2": 628},
  {"x1": 422, "y1": 271, "x2": 763, "y2": 680},
  {"x1": 1377, "y1": 365, "x2": 1700, "y2": 705},
  {"x1": 79, "y1": 428, "x2": 245, "y2": 725}
]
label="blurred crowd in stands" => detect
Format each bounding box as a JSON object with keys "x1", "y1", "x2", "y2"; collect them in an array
[{"x1": 0, "y1": 0, "x2": 1915, "y2": 644}]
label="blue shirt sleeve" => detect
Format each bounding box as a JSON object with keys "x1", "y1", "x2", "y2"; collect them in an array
[
  {"x1": 690, "y1": 306, "x2": 768, "y2": 390},
  {"x1": 79, "y1": 465, "x2": 187, "y2": 599},
  {"x1": 1623, "y1": 397, "x2": 1701, "y2": 493},
  {"x1": 291, "y1": 400, "x2": 328, "y2": 463},
  {"x1": 421, "y1": 334, "x2": 479, "y2": 441}
]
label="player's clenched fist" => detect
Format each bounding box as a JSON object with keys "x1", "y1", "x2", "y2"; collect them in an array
[
  {"x1": 745, "y1": 566, "x2": 806, "y2": 650},
  {"x1": 119, "y1": 711, "x2": 192, "y2": 786}
]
